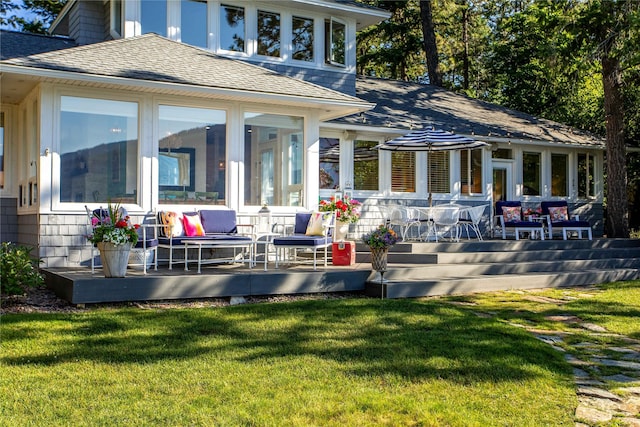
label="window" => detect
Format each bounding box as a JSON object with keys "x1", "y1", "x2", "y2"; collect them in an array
[
  {"x1": 220, "y1": 4, "x2": 245, "y2": 52},
  {"x1": 158, "y1": 105, "x2": 227, "y2": 205},
  {"x1": 59, "y1": 96, "x2": 138, "y2": 203},
  {"x1": 325, "y1": 18, "x2": 345, "y2": 66},
  {"x1": 257, "y1": 10, "x2": 280, "y2": 57},
  {"x1": 141, "y1": 0, "x2": 166, "y2": 37},
  {"x1": 111, "y1": 0, "x2": 123, "y2": 37},
  {"x1": 460, "y1": 149, "x2": 483, "y2": 194},
  {"x1": 428, "y1": 151, "x2": 450, "y2": 193},
  {"x1": 578, "y1": 153, "x2": 595, "y2": 198},
  {"x1": 181, "y1": 0, "x2": 207, "y2": 48},
  {"x1": 292, "y1": 16, "x2": 314, "y2": 62},
  {"x1": 319, "y1": 137, "x2": 339, "y2": 189},
  {"x1": 391, "y1": 152, "x2": 415, "y2": 192},
  {"x1": 244, "y1": 113, "x2": 303, "y2": 206},
  {"x1": 492, "y1": 148, "x2": 512, "y2": 159},
  {"x1": 353, "y1": 140, "x2": 378, "y2": 191},
  {"x1": 522, "y1": 151, "x2": 541, "y2": 196},
  {"x1": 551, "y1": 153, "x2": 568, "y2": 197}
]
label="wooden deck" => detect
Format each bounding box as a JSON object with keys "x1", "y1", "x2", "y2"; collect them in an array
[{"x1": 42, "y1": 238, "x2": 640, "y2": 305}]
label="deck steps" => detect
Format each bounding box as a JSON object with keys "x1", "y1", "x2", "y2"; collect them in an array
[{"x1": 359, "y1": 238, "x2": 640, "y2": 298}]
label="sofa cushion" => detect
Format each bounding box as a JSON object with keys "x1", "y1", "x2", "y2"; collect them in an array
[
  {"x1": 273, "y1": 235, "x2": 332, "y2": 246},
  {"x1": 199, "y1": 210, "x2": 238, "y2": 234},
  {"x1": 182, "y1": 212, "x2": 205, "y2": 236},
  {"x1": 158, "y1": 211, "x2": 184, "y2": 237},
  {"x1": 305, "y1": 212, "x2": 332, "y2": 236},
  {"x1": 504, "y1": 220, "x2": 544, "y2": 228},
  {"x1": 158, "y1": 234, "x2": 251, "y2": 246}
]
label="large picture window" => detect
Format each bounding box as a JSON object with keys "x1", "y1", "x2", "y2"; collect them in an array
[
  {"x1": 59, "y1": 96, "x2": 138, "y2": 203},
  {"x1": 354, "y1": 140, "x2": 378, "y2": 191},
  {"x1": 319, "y1": 137, "x2": 339, "y2": 189},
  {"x1": 551, "y1": 153, "x2": 568, "y2": 197},
  {"x1": 220, "y1": 4, "x2": 245, "y2": 52},
  {"x1": 244, "y1": 113, "x2": 304, "y2": 206},
  {"x1": 522, "y1": 151, "x2": 541, "y2": 196},
  {"x1": 460, "y1": 149, "x2": 483, "y2": 194},
  {"x1": 292, "y1": 16, "x2": 314, "y2": 62},
  {"x1": 141, "y1": 0, "x2": 166, "y2": 37},
  {"x1": 257, "y1": 10, "x2": 280, "y2": 57},
  {"x1": 181, "y1": 0, "x2": 207, "y2": 48},
  {"x1": 391, "y1": 152, "x2": 415, "y2": 192},
  {"x1": 158, "y1": 105, "x2": 227, "y2": 205}
]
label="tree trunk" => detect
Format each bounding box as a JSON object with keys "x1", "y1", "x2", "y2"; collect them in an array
[
  {"x1": 419, "y1": 0, "x2": 443, "y2": 86},
  {"x1": 602, "y1": 54, "x2": 629, "y2": 237},
  {"x1": 461, "y1": 6, "x2": 470, "y2": 90}
]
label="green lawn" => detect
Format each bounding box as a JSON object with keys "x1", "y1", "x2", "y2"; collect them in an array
[{"x1": 4, "y1": 280, "x2": 638, "y2": 426}]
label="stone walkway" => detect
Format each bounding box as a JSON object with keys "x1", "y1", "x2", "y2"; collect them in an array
[{"x1": 512, "y1": 293, "x2": 640, "y2": 426}]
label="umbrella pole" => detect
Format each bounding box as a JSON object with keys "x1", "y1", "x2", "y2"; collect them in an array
[{"x1": 427, "y1": 148, "x2": 432, "y2": 207}]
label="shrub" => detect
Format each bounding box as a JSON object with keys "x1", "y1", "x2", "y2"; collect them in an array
[{"x1": 0, "y1": 242, "x2": 44, "y2": 295}]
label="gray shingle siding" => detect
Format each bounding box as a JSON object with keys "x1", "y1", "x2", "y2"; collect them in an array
[
  {"x1": 0, "y1": 197, "x2": 18, "y2": 243},
  {"x1": 68, "y1": 0, "x2": 108, "y2": 46}
]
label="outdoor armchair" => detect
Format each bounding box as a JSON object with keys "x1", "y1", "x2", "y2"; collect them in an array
[{"x1": 540, "y1": 201, "x2": 592, "y2": 240}]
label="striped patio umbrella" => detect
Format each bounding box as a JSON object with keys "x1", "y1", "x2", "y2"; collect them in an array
[{"x1": 375, "y1": 129, "x2": 489, "y2": 206}]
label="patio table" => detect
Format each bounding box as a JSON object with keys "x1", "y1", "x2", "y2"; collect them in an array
[{"x1": 184, "y1": 240, "x2": 254, "y2": 274}]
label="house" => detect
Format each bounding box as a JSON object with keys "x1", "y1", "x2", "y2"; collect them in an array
[{"x1": 0, "y1": 0, "x2": 604, "y2": 268}]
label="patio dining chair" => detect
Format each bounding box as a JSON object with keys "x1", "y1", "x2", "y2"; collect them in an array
[
  {"x1": 431, "y1": 205, "x2": 460, "y2": 242},
  {"x1": 388, "y1": 206, "x2": 421, "y2": 241},
  {"x1": 458, "y1": 204, "x2": 488, "y2": 241}
]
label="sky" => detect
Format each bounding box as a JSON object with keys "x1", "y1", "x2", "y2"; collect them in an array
[{"x1": 1, "y1": 1, "x2": 39, "y2": 30}]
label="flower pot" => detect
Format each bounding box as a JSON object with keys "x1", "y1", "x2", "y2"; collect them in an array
[
  {"x1": 97, "y1": 242, "x2": 132, "y2": 278},
  {"x1": 370, "y1": 247, "x2": 389, "y2": 272},
  {"x1": 334, "y1": 220, "x2": 350, "y2": 241}
]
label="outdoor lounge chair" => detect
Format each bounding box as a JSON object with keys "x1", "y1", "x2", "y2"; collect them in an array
[
  {"x1": 540, "y1": 201, "x2": 592, "y2": 240},
  {"x1": 494, "y1": 201, "x2": 545, "y2": 240},
  {"x1": 273, "y1": 211, "x2": 335, "y2": 270}
]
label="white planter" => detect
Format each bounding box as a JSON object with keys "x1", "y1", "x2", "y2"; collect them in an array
[{"x1": 97, "y1": 242, "x2": 132, "y2": 278}]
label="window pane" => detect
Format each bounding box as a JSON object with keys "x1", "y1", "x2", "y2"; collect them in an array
[
  {"x1": 112, "y1": 0, "x2": 123, "y2": 36},
  {"x1": 492, "y1": 148, "x2": 512, "y2": 159},
  {"x1": 141, "y1": 0, "x2": 166, "y2": 37},
  {"x1": 182, "y1": 0, "x2": 207, "y2": 48},
  {"x1": 60, "y1": 96, "x2": 138, "y2": 203},
  {"x1": 292, "y1": 16, "x2": 313, "y2": 61},
  {"x1": 244, "y1": 113, "x2": 304, "y2": 206},
  {"x1": 220, "y1": 4, "x2": 244, "y2": 52},
  {"x1": 319, "y1": 137, "x2": 339, "y2": 189},
  {"x1": 578, "y1": 153, "x2": 595, "y2": 198},
  {"x1": 354, "y1": 140, "x2": 378, "y2": 191},
  {"x1": 461, "y1": 149, "x2": 482, "y2": 194},
  {"x1": 428, "y1": 151, "x2": 449, "y2": 193},
  {"x1": 257, "y1": 10, "x2": 280, "y2": 57},
  {"x1": 158, "y1": 105, "x2": 227, "y2": 205},
  {"x1": 325, "y1": 19, "x2": 345, "y2": 66},
  {"x1": 391, "y1": 151, "x2": 415, "y2": 192},
  {"x1": 551, "y1": 153, "x2": 568, "y2": 197},
  {"x1": 522, "y1": 152, "x2": 541, "y2": 196}
]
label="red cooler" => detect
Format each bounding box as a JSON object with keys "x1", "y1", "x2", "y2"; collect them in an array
[{"x1": 332, "y1": 241, "x2": 356, "y2": 266}]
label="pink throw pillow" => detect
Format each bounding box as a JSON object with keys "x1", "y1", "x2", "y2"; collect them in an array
[
  {"x1": 502, "y1": 206, "x2": 521, "y2": 222},
  {"x1": 182, "y1": 214, "x2": 205, "y2": 236},
  {"x1": 548, "y1": 206, "x2": 569, "y2": 222}
]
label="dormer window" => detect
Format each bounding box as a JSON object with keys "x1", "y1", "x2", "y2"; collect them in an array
[
  {"x1": 220, "y1": 4, "x2": 245, "y2": 53},
  {"x1": 181, "y1": 0, "x2": 207, "y2": 48},
  {"x1": 257, "y1": 10, "x2": 280, "y2": 57},
  {"x1": 141, "y1": 0, "x2": 167, "y2": 37},
  {"x1": 325, "y1": 18, "x2": 346, "y2": 67},
  {"x1": 292, "y1": 16, "x2": 314, "y2": 62}
]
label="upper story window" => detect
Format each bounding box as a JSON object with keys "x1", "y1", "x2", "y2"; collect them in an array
[
  {"x1": 292, "y1": 16, "x2": 314, "y2": 62},
  {"x1": 325, "y1": 18, "x2": 346, "y2": 67},
  {"x1": 220, "y1": 4, "x2": 245, "y2": 53},
  {"x1": 181, "y1": 0, "x2": 207, "y2": 48},
  {"x1": 141, "y1": 0, "x2": 167, "y2": 37},
  {"x1": 257, "y1": 10, "x2": 280, "y2": 57}
]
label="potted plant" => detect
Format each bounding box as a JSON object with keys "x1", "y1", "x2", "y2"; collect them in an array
[
  {"x1": 319, "y1": 195, "x2": 361, "y2": 241},
  {"x1": 87, "y1": 202, "x2": 139, "y2": 277},
  {"x1": 362, "y1": 224, "x2": 400, "y2": 273}
]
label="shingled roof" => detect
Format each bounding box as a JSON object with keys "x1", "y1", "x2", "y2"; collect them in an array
[
  {"x1": 331, "y1": 77, "x2": 604, "y2": 148},
  {"x1": 0, "y1": 30, "x2": 77, "y2": 60},
  {"x1": 1, "y1": 32, "x2": 372, "y2": 118}
]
